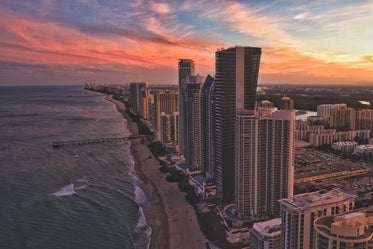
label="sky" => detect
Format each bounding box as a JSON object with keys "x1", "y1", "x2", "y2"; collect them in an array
[{"x1": 0, "y1": 0, "x2": 372, "y2": 85}]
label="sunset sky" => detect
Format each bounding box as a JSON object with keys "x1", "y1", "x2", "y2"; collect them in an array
[{"x1": 0, "y1": 0, "x2": 372, "y2": 85}]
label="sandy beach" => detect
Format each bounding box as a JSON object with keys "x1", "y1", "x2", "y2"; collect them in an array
[{"x1": 105, "y1": 95, "x2": 207, "y2": 249}]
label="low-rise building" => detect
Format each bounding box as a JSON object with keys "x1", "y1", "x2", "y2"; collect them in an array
[
  {"x1": 314, "y1": 211, "x2": 373, "y2": 248},
  {"x1": 331, "y1": 141, "x2": 358, "y2": 153},
  {"x1": 249, "y1": 218, "x2": 281, "y2": 249}
]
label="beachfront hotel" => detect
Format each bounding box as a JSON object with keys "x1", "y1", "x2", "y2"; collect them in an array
[
  {"x1": 235, "y1": 108, "x2": 295, "y2": 217},
  {"x1": 279, "y1": 188, "x2": 358, "y2": 249},
  {"x1": 214, "y1": 46, "x2": 261, "y2": 203},
  {"x1": 178, "y1": 59, "x2": 195, "y2": 156}
]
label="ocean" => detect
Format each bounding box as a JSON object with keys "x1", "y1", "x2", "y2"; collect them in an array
[{"x1": 0, "y1": 85, "x2": 150, "y2": 249}]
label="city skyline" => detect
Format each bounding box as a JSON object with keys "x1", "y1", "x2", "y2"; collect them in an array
[{"x1": 1, "y1": 0, "x2": 372, "y2": 85}]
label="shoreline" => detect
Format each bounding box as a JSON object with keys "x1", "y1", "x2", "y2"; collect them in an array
[{"x1": 105, "y1": 95, "x2": 207, "y2": 249}]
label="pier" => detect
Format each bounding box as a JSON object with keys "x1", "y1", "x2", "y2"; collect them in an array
[{"x1": 52, "y1": 135, "x2": 145, "y2": 147}]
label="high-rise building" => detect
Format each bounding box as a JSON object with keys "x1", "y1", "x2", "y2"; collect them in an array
[
  {"x1": 215, "y1": 46, "x2": 261, "y2": 203},
  {"x1": 249, "y1": 218, "x2": 282, "y2": 249},
  {"x1": 317, "y1": 104, "x2": 347, "y2": 118},
  {"x1": 200, "y1": 75, "x2": 215, "y2": 178},
  {"x1": 152, "y1": 90, "x2": 178, "y2": 142},
  {"x1": 129, "y1": 82, "x2": 148, "y2": 115},
  {"x1": 314, "y1": 211, "x2": 373, "y2": 249},
  {"x1": 178, "y1": 59, "x2": 195, "y2": 155},
  {"x1": 235, "y1": 109, "x2": 295, "y2": 217},
  {"x1": 278, "y1": 96, "x2": 294, "y2": 110},
  {"x1": 279, "y1": 188, "x2": 357, "y2": 249},
  {"x1": 330, "y1": 107, "x2": 356, "y2": 130},
  {"x1": 184, "y1": 75, "x2": 205, "y2": 169},
  {"x1": 160, "y1": 112, "x2": 179, "y2": 152},
  {"x1": 356, "y1": 109, "x2": 373, "y2": 130}
]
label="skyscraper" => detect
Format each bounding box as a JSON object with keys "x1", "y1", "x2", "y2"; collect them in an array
[
  {"x1": 200, "y1": 75, "x2": 215, "y2": 178},
  {"x1": 184, "y1": 75, "x2": 205, "y2": 169},
  {"x1": 235, "y1": 109, "x2": 295, "y2": 217},
  {"x1": 152, "y1": 89, "x2": 178, "y2": 142},
  {"x1": 178, "y1": 59, "x2": 195, "y2": 156},
  {"x1": 215, "y1": 46, "x2": 261, "y2": 203},
  {"x1": 129, "y1": 82, "x2": 148, "y2": 115}
]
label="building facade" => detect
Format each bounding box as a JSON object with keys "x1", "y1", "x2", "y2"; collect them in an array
[
  {"x1": 160, "y1": 112, "x2": 179, "y2": 152},
  {"x1": 178, "y1": 59, "x2": 195, "y2": 155},
  {"x1": 330, "y1": 107, "x2": 356, "y2": 130},
  {"x1": 184, "y1": 75, "x2": 204, "y2": 169},
  {"x1": 200, "y1": 75, "x2": 215, "y2": 178},
  {"x1": 235, "y1": 110, "x2": 295, "y2": 217},
  {"x1": 279, "y1": 188, "x2": 357, "y2": 249},
  {"x1": 215, "y1": 46, "x2": 261, "y2": 203}
]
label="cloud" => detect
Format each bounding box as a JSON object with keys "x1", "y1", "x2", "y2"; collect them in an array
[
  {"x1": 294, "y1": 12, "x2": 308, "y2": 20},
  {"x1": 151, "y1": 3, "x2": 171, "y2": 14}
]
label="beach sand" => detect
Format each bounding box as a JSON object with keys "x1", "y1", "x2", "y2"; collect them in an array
[{"x1": 106, "y1": 95, "x2": 207, "y2": 249}]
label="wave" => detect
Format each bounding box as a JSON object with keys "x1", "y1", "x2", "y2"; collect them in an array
[
  {"x1": 51, "y1": 183, "x2": 75, "y2": 196},
  {"x1": 51, "y1": 177, "x2": 89, "y2": 196},
  {"x1": 132, "y1": 207, "x2": 152, "y2": 249}
]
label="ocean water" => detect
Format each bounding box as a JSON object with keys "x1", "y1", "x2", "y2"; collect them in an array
[{"x1": 0, "y1": 85, "x2": 150, "y2": 249}]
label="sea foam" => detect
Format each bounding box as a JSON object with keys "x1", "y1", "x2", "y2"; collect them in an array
[{"x1": 51, "y1": 183, "x2": 75, "y2": 196}]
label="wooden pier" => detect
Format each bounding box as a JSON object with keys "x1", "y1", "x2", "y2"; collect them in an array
[{"x1": 52, "y1": 135, "x2": 145, "y2": 147}]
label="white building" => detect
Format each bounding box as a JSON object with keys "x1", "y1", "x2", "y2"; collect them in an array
[
  {"x1": 235, "y1": 109, "x2": 295, "y2": 217},
  {"x1": 249, "y1": 218, "x2": 282, "y2": 249},
  {"x1": 317, "y1": 104, "x2": 347, "y2": 118}
]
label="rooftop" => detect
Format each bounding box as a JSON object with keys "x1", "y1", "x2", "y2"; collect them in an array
[
  {"x1": 279, "y1": 188, "x2": 357, "y2": 211},
  {"x1": 252, "y1": 218, "x2": 281, "y2": 236}
]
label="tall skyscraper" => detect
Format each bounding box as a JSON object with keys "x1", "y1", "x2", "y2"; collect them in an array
[
  {"x1": 215, "y1": 46, "x2": 261, "y2": 203},
  {"x1": 178, "y1": 59, "x2": 195, "y2": 156},
  {"x1": 235, "y1": 109, "x2": 295, "y2": 217},
  {"x1": 184, "y1": 75, "x2": 205, "y2": 169},
  {"x1": 129, "y1": 82, "x2": 148, "y2": 115},
  {"x1": 200, "y1": 75, "x2": 215, "y2": 178}
]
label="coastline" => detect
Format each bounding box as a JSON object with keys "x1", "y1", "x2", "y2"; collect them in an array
[{"x1": 105, "y1": 95, "x2": 207, "y2": 249}]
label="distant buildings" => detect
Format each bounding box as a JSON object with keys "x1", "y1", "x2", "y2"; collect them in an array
[
  {"x1": 317, "y1": 104, "x2": 347, "y2": 118},
  {"x1": 235, "y1": 109, "x2": 295, "y2": 217},
  {"x1": 279, "y1": 188, "x2": 357, "y2": 249},
  {"x1": 278, "y1": 96, "x2": 294, "y2": 110},
  {"x1": 309, "y1": 129, "x2": 370, "y2": 147},
  {"x1": 214, "y1": 46, "x2": 261, "y2": 203},
  {"x1": 330, "y1": 107, "x2": 356, "y2": 130},
  {"x1": 249, "y1": 218, "x2": 281, "y2": 249}
]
